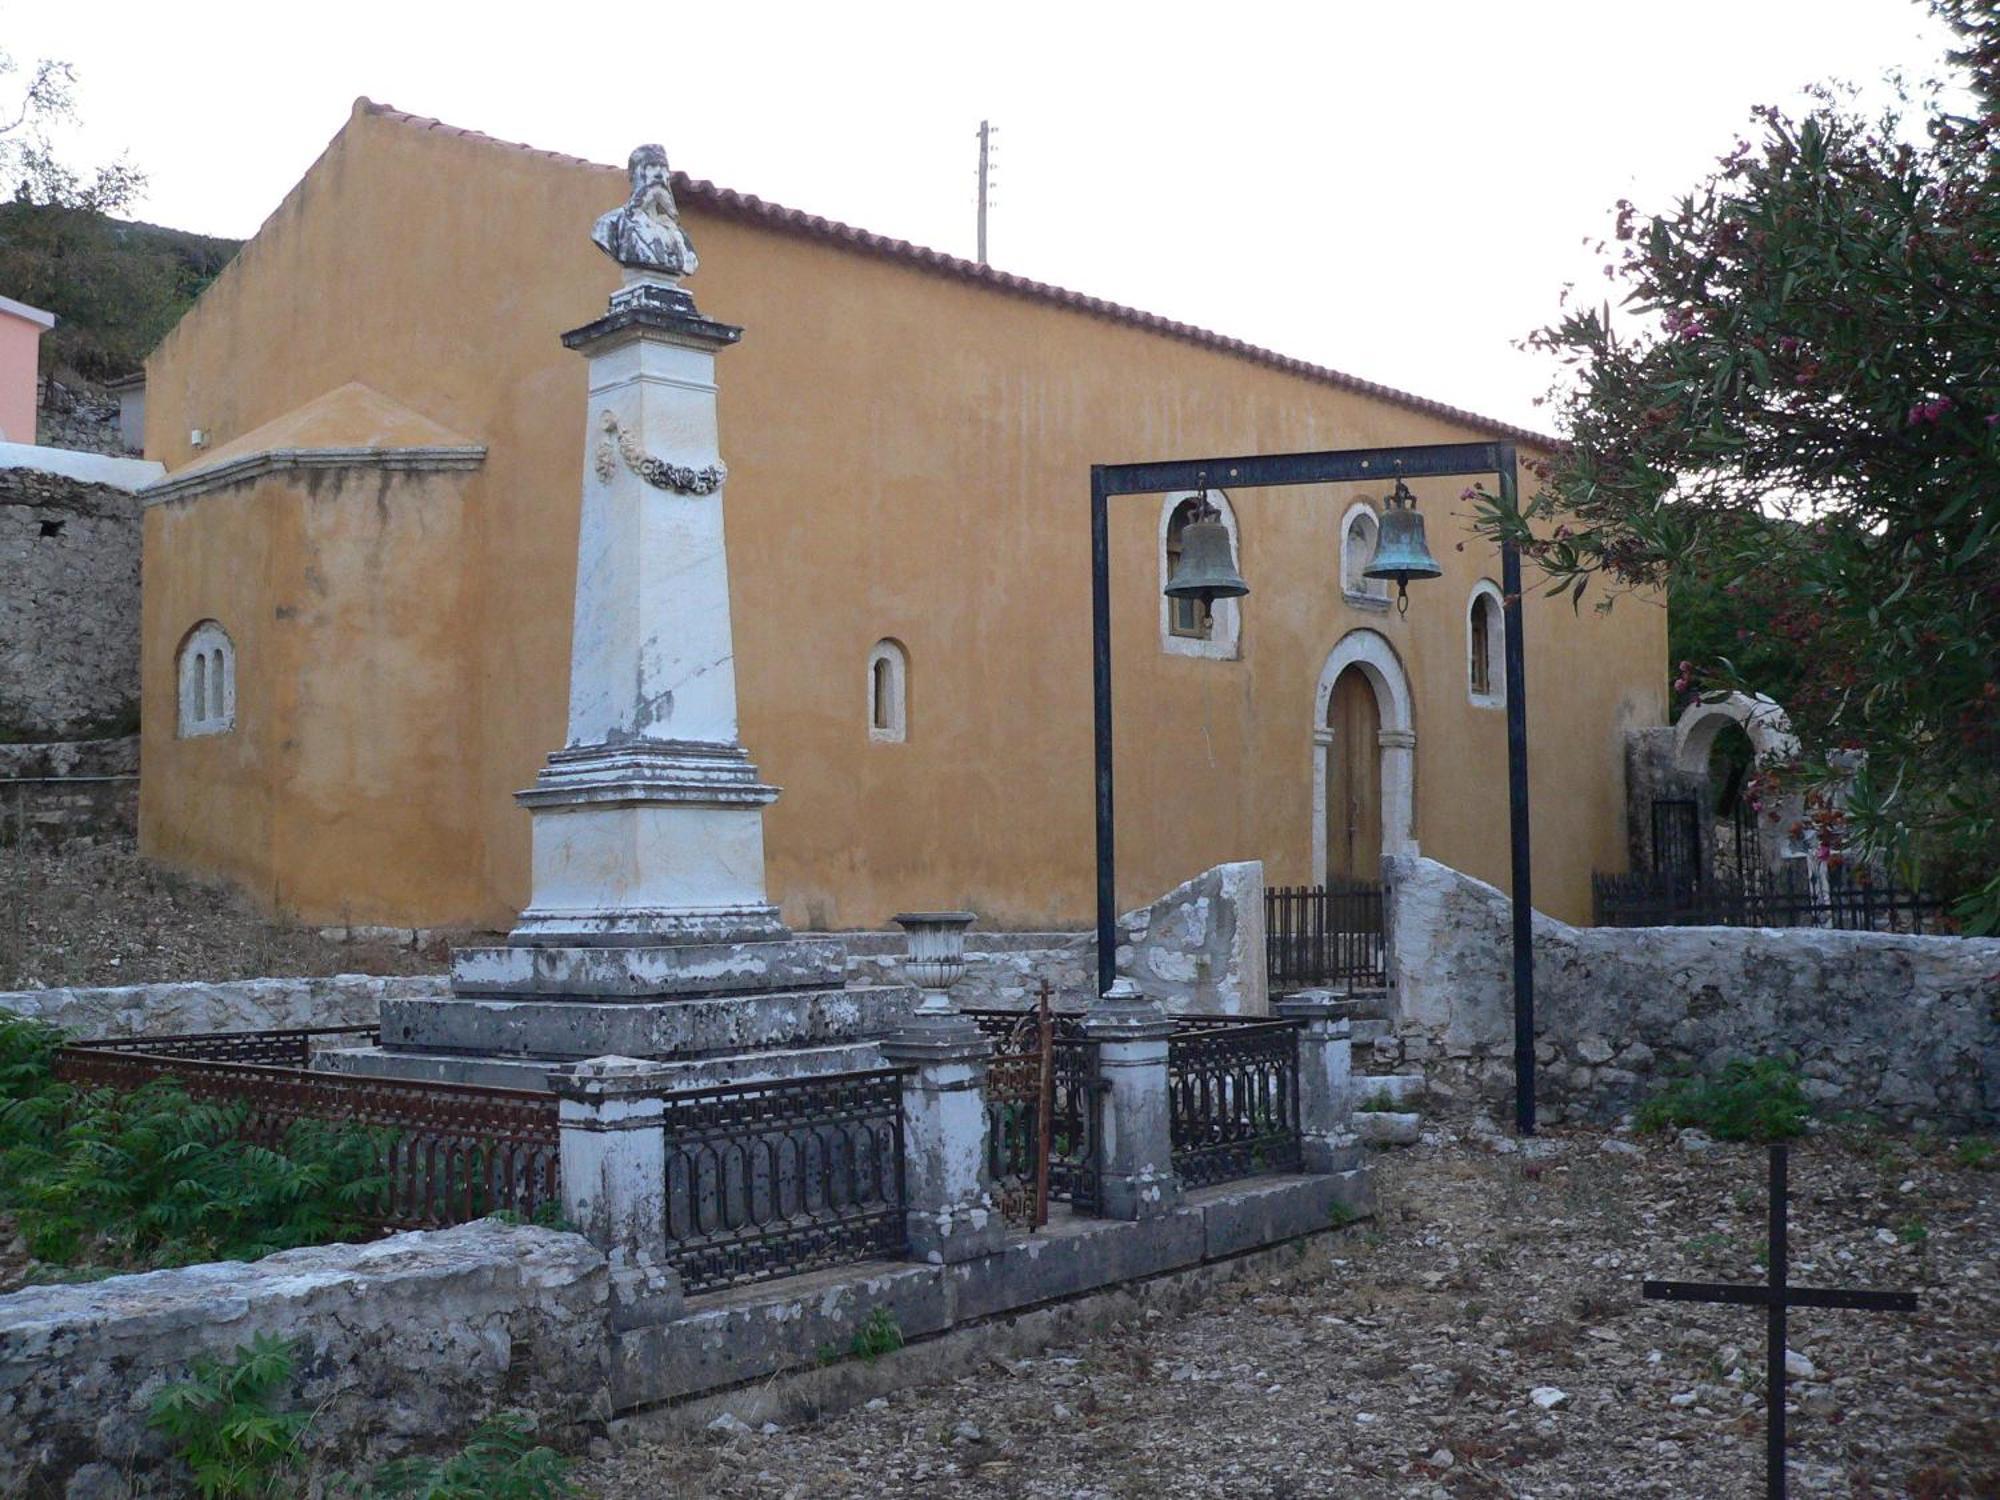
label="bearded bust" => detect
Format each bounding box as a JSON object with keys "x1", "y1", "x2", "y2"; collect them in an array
[{"x1": 592, "y1": 144, "x2": 699, "y2": 276}]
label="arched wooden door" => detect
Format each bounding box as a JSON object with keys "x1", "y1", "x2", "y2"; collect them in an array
[{"x1": 1325, "y1": 666, "x2": 1383, "y2": 881}]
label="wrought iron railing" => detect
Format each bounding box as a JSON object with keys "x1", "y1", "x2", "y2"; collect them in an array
[
  {"x1": 1166, "y1": 1018, "x2": 1302, "y2": 1189},
  {"x1": 981, "y1": 1003, "x2": 1055, "y2": 1231},
  {"x1": 964, "y1": 1007, "x2": 1100, "y2": 1212},
  {"x1": 1592, "y1": 866, "x2": 1951, "y2": 933},
  {"x1": 54, "y1": 1041, "x2": 561, "y2": 1230},
  {"x1": 1265, "y1": 882, "x2": 1387, "y2": 991},
  {"x1": 660, "y1": 1067, "x2": 908, "y2": 1296},
  {"x1": 66, "y1": 1025, "x2": 382, "y2": 1068}
]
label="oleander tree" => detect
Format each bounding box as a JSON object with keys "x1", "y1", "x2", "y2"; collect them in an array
[{"x1": 1473, "y1": 0, "x2": 2000, "y2": 931}]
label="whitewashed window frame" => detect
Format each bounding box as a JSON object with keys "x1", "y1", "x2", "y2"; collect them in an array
[
  {"x1": 1157, "y1": 489, "x2": 1242, "y2": 661},
  {"x1": 1467, "y1": 579, "x2": 1506, "y2": 709},
  {"x1": 867, "y1": 638, "x2": 908, "y2": 743},
  {"x1": 176, "y1": 619, "x2": 237, "y2": 738},
  {"x1": 1339, "y1": 502, "x2": 1391, "y2": 610}
]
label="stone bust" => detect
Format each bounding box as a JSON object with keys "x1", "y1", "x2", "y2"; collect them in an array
[{"x1": 591, "y1": 144, "x2": 699, "y2": 276}]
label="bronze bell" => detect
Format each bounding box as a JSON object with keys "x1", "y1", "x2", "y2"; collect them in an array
[
  {"x1": 1164, "y1": 503, "x2": 1249, "y2": 613},
  {"x1": 1362, "y1": 478, "x2": 1443, "y2": 612}
]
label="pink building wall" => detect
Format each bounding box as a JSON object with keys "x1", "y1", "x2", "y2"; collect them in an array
[{"x1": 0, "y1": 296, "x2": 55, "y2": 444}]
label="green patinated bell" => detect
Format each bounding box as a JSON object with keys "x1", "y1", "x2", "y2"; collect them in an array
[
  {"x1": 1164, "y1": 513, "x2": 1250, "y2": 609},
  {"x1": 1362, "y1": 480, "x2": 1443, "y2": 609}
]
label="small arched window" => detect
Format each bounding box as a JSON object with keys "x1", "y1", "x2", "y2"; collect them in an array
[
  {"x1": 1340, "y1": 503, "x2": 1389, "y2": 607},
  {"x1": 177, "y1": 620, "x2": 236, "y2": 737},
  {"x1": 1158, "y1": 490, "x2": 1242, "y2": 660},
  {"x1": 1468, "y1": 581, "x2": 1505, "y2": 707},
  {"x1": 867, "y1": 638, "x2": 908, "y2": 743}
]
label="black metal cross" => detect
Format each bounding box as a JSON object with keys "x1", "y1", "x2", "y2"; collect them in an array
[{"x1": 1642, "y1": 1144, "x2": 1919, "y2": 1500}]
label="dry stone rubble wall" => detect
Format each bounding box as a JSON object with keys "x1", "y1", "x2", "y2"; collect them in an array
[
  {"x1": 0, "y1": 1222, "x2": 608, "y2": 1497},
  {"x1": 1383, "y1": 854, "x2": 2000, "y2": 1129}
]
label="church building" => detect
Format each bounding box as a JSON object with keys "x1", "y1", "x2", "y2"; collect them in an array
[{"x1": 135, "y1": 99, "x2": 1666, "y2": 934}]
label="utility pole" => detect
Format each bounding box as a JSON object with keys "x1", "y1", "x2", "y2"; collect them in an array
[{"x1": 976, "y1": 119, "x2": 995, "y2": 266}]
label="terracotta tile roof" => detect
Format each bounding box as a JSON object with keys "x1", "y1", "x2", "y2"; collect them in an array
[{"x1": 360, "y1": 99, "x2": 1552, "y2": 448}]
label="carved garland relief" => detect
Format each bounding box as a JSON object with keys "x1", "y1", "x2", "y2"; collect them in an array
[{"x1": 594, "y1": 411, "x2": 727, "y2": 495}]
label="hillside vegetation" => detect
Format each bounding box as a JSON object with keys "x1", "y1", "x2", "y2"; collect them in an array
[{"x1": 0, "y1": 201, "x2": 238, "y2": 381}]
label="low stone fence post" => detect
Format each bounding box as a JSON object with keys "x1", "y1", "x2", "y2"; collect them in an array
[
  {"x1": 881, "y1": 1027, "x2": 1009, "y2": 1263},
  {"x1": 551, "y1": 1056, "x2": 684, "y2": 1328},
  {"x1": 1277, "y1": 989, "x2": 1360, "y2": 1172},
  {"x1": 1083, "y1": 979, "x2": 1182, "y2": 1220}
]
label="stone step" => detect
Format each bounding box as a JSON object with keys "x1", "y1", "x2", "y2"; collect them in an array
[
  {"x1": 1352, "y1": 1109, "x2": 1422, "y2": 1147},
  {"x1": 315, "y1": 1039, "x2": 887, "y2": 1093},
  {"x1": 378, "y1": 983, "x2": 916, "y2": 1061},
  {"x1": 451, "y1": 935, "x2": 847, "y2": 999},
  {"x1": 1351, "y1": 1073, "x2": 1425, "y2": 1109}
]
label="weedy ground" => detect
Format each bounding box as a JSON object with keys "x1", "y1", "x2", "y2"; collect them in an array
[{"x1": 582, "y1": 1121, "x2": 1998, "y2": 1500}]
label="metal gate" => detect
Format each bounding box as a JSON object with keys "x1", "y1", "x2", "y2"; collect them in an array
[
  {"x1": 1650, "y1": 798, "x2": 1701, "y2": 880},
  {"x1": 983, "y1": 982, "x2": 1056, "y2": 1231}
]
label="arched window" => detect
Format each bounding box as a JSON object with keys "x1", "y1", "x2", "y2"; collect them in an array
[
  {"x1": 1468, "y1": 581, "x2": 1505, "y2": 706},
  {"x1": 1340, "y1": 503, "x2": 1390, "y2": 607},
  {"x1": 867, "y1": 638, "x2": 908, "y2": 743},
  {"x1": 1158, "y1": 490, "x2": 1242, "y2": 660},
  {"x1": 177, "y1": 620, "x2": 236, "y2": 737}
]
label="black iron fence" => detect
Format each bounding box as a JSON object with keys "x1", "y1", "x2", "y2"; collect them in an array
[
  {"x1": 1166, "y1": 1017, "x2": 1302, "y2": 1189},
  {"x1": 659, "y1": 1067, "x2": 908, "y2": 1296},
  {"x1": 56, "y1": 1035, "x2": 562, "y2": 1230},
  {"x1": 1265, "y1": 882, "x2": 1387, "y2": 991},
  {"x1": 1592, "y1": 865, "x2": 1952, "y2": 934}
]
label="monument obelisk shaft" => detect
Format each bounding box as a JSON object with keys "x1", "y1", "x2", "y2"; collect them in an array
[{"x1": 511, "y1": 145, "x2": 783, "y2": 948}]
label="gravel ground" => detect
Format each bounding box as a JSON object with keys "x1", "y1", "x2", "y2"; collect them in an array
[
  {"x1": 0, "y1": 834, "x2": 457, "y2": 989},
  {"x1": 582, "y1": 1122, "x2": 1998, "y2": 1500}
]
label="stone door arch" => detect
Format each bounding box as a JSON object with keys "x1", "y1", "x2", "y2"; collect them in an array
[{"x1": 1311, "y1": 629, "x2": 1415, "y2": 883}]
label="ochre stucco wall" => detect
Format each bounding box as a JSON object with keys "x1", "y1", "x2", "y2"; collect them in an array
[{"x1": 141, "y1": 102, "x2": 1665, "y2": 931}]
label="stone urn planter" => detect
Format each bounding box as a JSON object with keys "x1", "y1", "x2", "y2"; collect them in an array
[{"x1": 892, "y1": 911, "x2": 977, "y2": 1022}]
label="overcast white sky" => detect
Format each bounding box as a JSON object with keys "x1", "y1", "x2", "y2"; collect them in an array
[{"x1": 7, "y1": 0, "x2": 1956, "y2": 432}]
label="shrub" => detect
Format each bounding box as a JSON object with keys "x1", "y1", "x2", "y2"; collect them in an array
[
  {"x1": 1954, "y1": 1138, "x2": 1995, "y2": 1171},
  {"x1": 147, "y1": 1334, "x2": 309, "y2": 1500},
  {"x1": 149, "y1": 1338, "x2": 572, "y2": 1500},
  {"x1": 358, "y1": 1413, "x2": 573, "y2": 1499},
  {"x1": 0, "y1": 1016, "x2": 390, "y2": 1271},
  {"x1": 1634, "y1": 1057, "x2": 1812, "y2": 1142},
  {"x1": 848, "y1": 1307, "x2": 905, "y2": 1362}
]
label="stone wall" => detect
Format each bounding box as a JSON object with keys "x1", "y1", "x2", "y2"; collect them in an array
[
  {"x1": 841, "y1": 861, "x2": 1268, "y2": 1016},
  {"x1": 0, "y1": 1222, "x2": 608, "y2": 1496},
  {"x1": 0, "y1": 735, "x2": 139, "y2": 846},
  {"x1": 1383, "y1": 854, "x2": 2000, "y2": 1129},
  {"x1": 0, "y1": 462, "x2": 143, "y2": 738},
  {"x1": 0, "y1": 972, "x2": 447, "y2": 1039}
]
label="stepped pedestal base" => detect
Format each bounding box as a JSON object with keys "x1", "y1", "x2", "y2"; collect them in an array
[
  {"x1": 317, "y1": 1037, "x2": 888, "y2": 1093},
  {"x1": 314, "y1": 933, "x2": 918, "y2": 1094}
]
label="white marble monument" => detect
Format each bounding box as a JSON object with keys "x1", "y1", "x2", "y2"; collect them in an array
[{"x1": 322, "y1": 143, "x2": 913, "y2": 1089}]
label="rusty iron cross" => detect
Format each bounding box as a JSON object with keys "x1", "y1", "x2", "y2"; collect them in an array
[{"x1": 1642, "y1": 1143, "x2": 1919, "y2": 1500}]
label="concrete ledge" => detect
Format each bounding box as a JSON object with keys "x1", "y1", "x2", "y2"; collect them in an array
[
  {"x1": 612, "y1": 1171, "x2": 1367, "y2": 1414},
  {"x1": 1195, "y1": 1171, "x2": 1367, "y2": 1260},
  {"x1": 944, "y1": 1204, "x2": 1207, "y2": 1324},
  {"x1": 613, "y1": 1260, "x2": 944, "y2": 1410},
  {"x1": 615, "y1": 1186, "x2": 1370, "y2": 1438}
]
